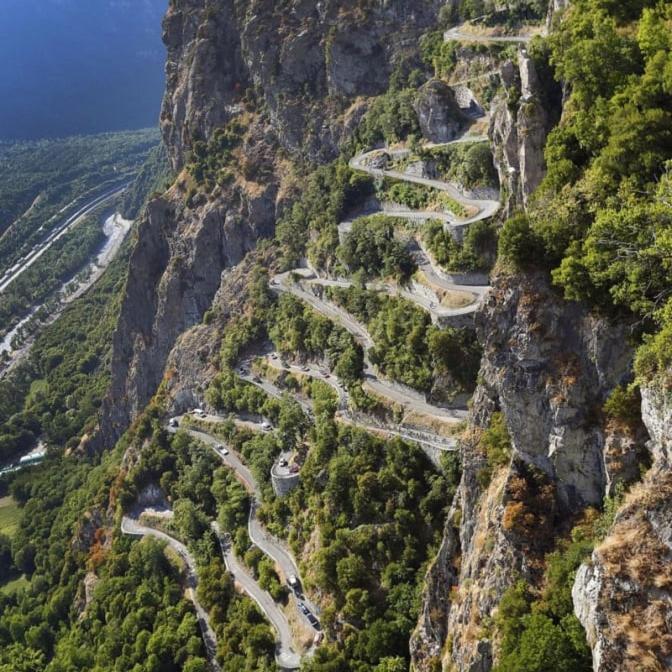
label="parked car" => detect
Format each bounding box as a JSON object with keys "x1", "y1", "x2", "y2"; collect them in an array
[
  {"x1": 169, "y1": 418, "x2": 179, "y2": 428},
  {"x1": 308, "y1": 615, "x2": 320, "y2": 630},
  {"x1": 261, "y1": 421, "x2": 272, "y2": 431},
  {"x1": 298, "y1": 602, "x2": 310, "y2": 616},
  {"x1": 279, "y1": 458, "x2": 288, "y2": 468}
]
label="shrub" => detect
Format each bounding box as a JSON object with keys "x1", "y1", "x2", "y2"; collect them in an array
[{"x1": 498, "y1": 214, "x2": 550, "y2": 270}]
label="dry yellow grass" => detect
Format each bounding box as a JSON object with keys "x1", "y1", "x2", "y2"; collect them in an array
[
  {"x1": 591, "y1": 471, "x2": 672, "y2": 669},
  {"x1": 414, "y1": 269, "x2": 477, "y2": 308}
]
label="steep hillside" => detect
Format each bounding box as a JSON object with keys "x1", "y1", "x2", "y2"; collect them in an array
[{"x1": 2, "y1": 0, "x2": 672, "y2": 671}]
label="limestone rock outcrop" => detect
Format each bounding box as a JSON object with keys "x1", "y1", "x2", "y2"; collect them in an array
[
  {"x1": 98, "y1": 172, "x2": 277, "y2": 449},
  {"x1": 572, "y1": 379, "x2": 672, "y2": 671},
  {"x1": 414, "y1": 79, "x2": 468, "y2": 143},
  {"x1": 489, "y1": 50, "x2": 557, "y2": 214},
  {"x1": 161, "y1": 0, "x2": 445, "y2": 168},
  {"x1": 411, "y1": 271, "x2": 642, "y2": 671},
  {"x1": 99, "y1": 0, "x2": 448, "y2": 449}
]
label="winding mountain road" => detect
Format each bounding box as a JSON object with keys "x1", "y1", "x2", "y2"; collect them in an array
[
  {"x1": 121, "y1": 516, "x2": 221, "y2": 672},
  {"x1": 239, "y1": 355, "x2": 457, "y2": 454},
  {"x1": 178, "y1": 424, "x2": 318, "y2": 666},
  {"x1": 270, "y1": 272, "x2": 468, "y2": 424},
  {"x1": 349, "y1": 146, "x2": 500, "y2": 230},
  {"x1": 211, "y1": 524, "x2": 302, "y2": 670},
  {"x1": 444, "y1": 23, "x2": 537, "y2": 43}
]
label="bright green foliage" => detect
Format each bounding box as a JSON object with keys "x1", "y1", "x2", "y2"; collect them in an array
[
  {"x1": 635, "y1": 298, "x2": 672, "y2": 382},
  {"x1": 602, "y1": 384, "x2": 642, "y2": 428},
  {"x1": 218, "y1": 265, "x2": 274, "y2": 367},
  {"x1": 338, "y1": 215, "x2": 416, "y2": 281},
  {"x1": 498, "y1": 215, "x2": 545, "y2": 270},
  {"x1": 420, "y1": 32, "x2": 459, "y2": 78},
  {"x1": 418, "y1": 141, "x2": 498, "y2": 190},
  {"x1": 266, "y1": 418, "x2": 455, "y2": 671},
  {"x1": 477, "y1": 411, "x2": 511, "y2": 486},
  {"x1": 482, "y1": 412, "x2": 511, "y2": 467},
  {"x1": 380, "y1": 180, "x2": 468, "y2": 218},
  {"x1": 356, "y1": 88, "x2": 422, "y2": 149},
  {"x1": 527, "y1": 0, "x2": 672, "y2": 349},
  {"x1": 424, "y1": 218, "x2": 496, "y2": 272},
  {"x1": 326, "y1": 285, "x2": 481, "y2": 393},
  {"x1": 188, "y1": 119, "x2": 246, "y2": 190},
  {"x1": 551, "y1": 190, "x2": 672, "y2": 315},
  {"x1": 45, "y1": 537, "x2": 207, "y2": 672},
  {"x1": 277, "y1": 160, "x2": 373, "y2": 269},
  {"x1": 206, "y1": 368, "x2": 281, "y2": 419},
  {"x1": 269, "y1": 294, "x2": 364, "y2": 384}
]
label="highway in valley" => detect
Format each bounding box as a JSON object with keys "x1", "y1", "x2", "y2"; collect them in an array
[{"x1": 0, "y1": 183, "x2": 129, "y2": 294}]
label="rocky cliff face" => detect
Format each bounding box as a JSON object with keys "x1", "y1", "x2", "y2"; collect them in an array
[
  {"x1": 161, "y1": 0, "x2": 445, "y2": 169},
  {"x1": 411, "y1": 271, "x2": 647, "y2": 671},
  {"x1": 99, "y1": 0, "x2": 447, "y2": 448},
  {"x1": 98, "y1": 154, "x2": 277, "y2": 448},
  {"x1": 572, "y1": 382, "x2": 672, "y2": 672},
  {"x1": 489, "y1": 50, "x2": 555, "y2": 215}
]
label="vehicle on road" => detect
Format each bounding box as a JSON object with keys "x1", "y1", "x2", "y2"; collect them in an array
[
  {"x1": 279, "y1": 458, "x2": 288, "y2": 468},
  {"x1": 301, "y1": 365, "x2": 310, "y2": 372},
  {"x1": 261, "y1": 421, "x2": 272, "y2": 431},
  {"x1": 192, "y1": 408, "x2": 206, "y2": 418},
  {"x1": 308, "y1": 614, "x2": 320, "y2": 630},
  {"x1": 169, "y1": 417, "x2": 179, "y2": 428},
  {"x1": 298, "y1": 602, "x2": 310, "y2": 616}
]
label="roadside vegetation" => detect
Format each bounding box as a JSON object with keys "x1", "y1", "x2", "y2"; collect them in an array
[
  {"x1": 325, "y1": 284, "x2": 481, "y2": 395},
  {"x1": 277, "y1": 159, "x2": 373, "y2": 270},
  {"x1": 424, "y1": 218, "x2": 497, "y2": 272},
  {"x1": 337, "y1": 215, "x2": 416, "y2": 282},
  {"x1": 379, "y1": 179, "x2": 469, "y2": 218}
]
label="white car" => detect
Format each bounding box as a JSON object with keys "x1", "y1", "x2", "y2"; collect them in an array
[{"x1": 261, "y1": 421, "x2": 272, "y2": 431}]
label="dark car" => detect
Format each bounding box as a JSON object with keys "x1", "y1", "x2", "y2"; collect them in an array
[{"x1": 308, "y1": 615, "x2": 321, "y2": 630}]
